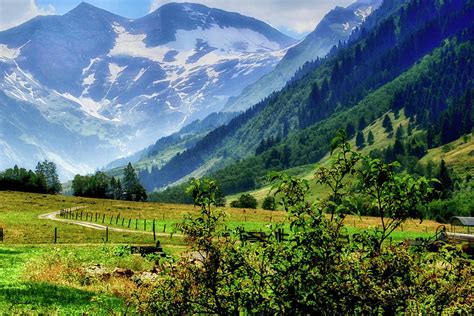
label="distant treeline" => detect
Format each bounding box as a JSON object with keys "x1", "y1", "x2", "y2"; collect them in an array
[
  {"x1": 72, "y1": 163, "x2": 146, "y2": 201},
  {"x1": 0, "y1": 161, "x2": 62, "y2": 194}
]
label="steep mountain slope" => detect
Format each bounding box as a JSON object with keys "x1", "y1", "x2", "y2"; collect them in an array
[
  {"x1": 139, "y1": 0, "x2": 474, "y2": 192},
  {"x1": 0, "y1": 2, "x2": 295, "y2": 178},
  {"x1": 104, "y1": 111, "x2": 237, "y2": 176},
  {"x1": 222, "y1": 0, "x2": 382, "y2": 113}
]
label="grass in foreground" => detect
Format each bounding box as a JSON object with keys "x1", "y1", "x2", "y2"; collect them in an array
[{"x1": 0, "y1": 245, "x2": 128, "y2": 314}]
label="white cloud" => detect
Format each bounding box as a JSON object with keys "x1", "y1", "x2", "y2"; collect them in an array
[
  {"x1": 149, "y1": 0, "x2": 354, "y2": 36},
  {"x1": 0, "y1": 0, "x2": 55, "y2": 31}
]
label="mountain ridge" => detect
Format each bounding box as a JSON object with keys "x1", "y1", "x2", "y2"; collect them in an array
[
  {"x1": 222, "y1": 0, "x2": 382, "y2": 113},
  {"x1": 0, "y1": 1, "x2": 296, "y2": 179}
]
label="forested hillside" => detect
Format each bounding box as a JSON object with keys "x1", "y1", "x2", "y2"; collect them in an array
[{"x1": 140, "y1": 0, "x2": 474, "y2": 193}]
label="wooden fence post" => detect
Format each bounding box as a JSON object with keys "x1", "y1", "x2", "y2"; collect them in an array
[
  {"x1": 102, "y1": 214, "x2": 105, "y2": 223},
  {"x1": 80, "y1": 211, "x2": 83, "y2": 220},
  {"x1": 135, "y1": 219, "x2": 138, "y2": 229},
  {"x1": 0, "y1": 227, "x2": 3, "y2": 242},
  {"x1": 163, "y1": 224, "x2": 166, "y2": 233},
  {"x1": 144, "y1": 219, "x2": 147, "y2": 231},
  {"x1": 128, "y1": 218, "x2": 131, "y2": 228},
  {"x1": 121, "y1": 218, "x2": 125, "y2": 226},
  {"x1": 153, "y1": 219, "x2": 156, "y2": 241},
  {"x1": 54, "y1": 227, "x2": 57, "y2": 244},
  {"x1": 105, "y1": 226, "x2": 109, "y2": 242},
  {"x1": 115, "y1": 213, "x2": 120, "y2": 225},
  {"x1": 110, "y1": 215, "x2": 113, "y2": 225},
  {"x1": 95, "y1": 212, "x2": 98, "y2": 222}
]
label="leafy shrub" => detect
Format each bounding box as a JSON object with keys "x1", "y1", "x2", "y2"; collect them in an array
[
  {"x1": 139, "y1": 134, "x2": 472, "y2": 314},
  {"x1": 262, "y1": 196, "x2": 276, "y2": 210},
  {"x1": 230, "y1": 193, "x2": 258, "y2": 209}
]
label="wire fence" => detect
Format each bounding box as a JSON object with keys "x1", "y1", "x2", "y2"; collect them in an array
[{"x1": 0, "y1": 208, "x2": 182, "y2": 245}]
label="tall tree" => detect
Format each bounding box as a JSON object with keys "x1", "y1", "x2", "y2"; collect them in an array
[
  {"x1": 123, "y1": 163, "x2": 147, "y2": 201},
  {"x1": 35, "y1": 160, "x2": 61, "y2": 194},
  {"x1": 346, "y1": 122, "x2": 356, "y2": 138},
  {"x1": 382, "y1": 115, "x2": 393, "y2": 134},
  {"x1": 356, "y1": 131, "x2": 366, "y2": 149},
  {"x1": 436, "y1": 160, "x2": 454, "y2": 199},
  {"x1": 367, "y1": 130, "x2": 375, "y2": 145},
  {"x1": 396, "y1": 125, "x2": 404, "y2": 140}
]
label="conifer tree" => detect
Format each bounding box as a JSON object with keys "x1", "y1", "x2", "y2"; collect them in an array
[
  {"x1": 367, "y1": 130, "x2": 375, "y2": 145},
  {"x1": 123, "y1": 163, "x2": 147, "y2": 201},
  {"x1": 436, "y1": 160, "x2": 454, "y2": 199},
  {"x1": 356, "y1": 131, "x2": 365, "y2": 149},
  {"x1": 346, "y1": 122, "x2": 356, "y2": 138},
  {"x1": 396, "y1": 125, "x2": 404, "y2": 140},
  {"x1": 382, "y1": 115, "x2": 393, "y2": 134}
]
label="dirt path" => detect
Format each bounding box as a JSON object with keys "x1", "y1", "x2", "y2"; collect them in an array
[{"x1": 38, "y1": 208, "x2": 182, "y2": 237}]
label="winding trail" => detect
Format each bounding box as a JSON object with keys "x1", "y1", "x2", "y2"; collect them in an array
[{"x1": 38, "y1": 207, "x2": 182, "y2": 237}]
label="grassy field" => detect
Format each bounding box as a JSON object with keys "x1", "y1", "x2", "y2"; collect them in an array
[
  {"x1": 0, "y1": 190, "x2": 447, "y2": 313},
  {"x1": 420, "y1": 135, "x2": 474, "y2": 176},
  {"x1": 0, "y1": 191, "x2": 443, "y2": 244},
  {"x1": 0, "y1": 245, "x2": 129, "y2": 313}
]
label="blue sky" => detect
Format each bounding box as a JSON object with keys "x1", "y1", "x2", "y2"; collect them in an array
[
  {"x1": 1, "y1": 0, "x2": 354, "y2": 38},
  {"x1": 36, "y1": 0, "x2": 152, "y2": 18}
]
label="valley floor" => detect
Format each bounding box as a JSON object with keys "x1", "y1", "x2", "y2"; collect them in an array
[{"x1": 0, "y1": 191, "x2": 450, "y2": 312}]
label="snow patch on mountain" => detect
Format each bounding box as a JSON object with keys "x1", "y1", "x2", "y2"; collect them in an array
[
  {"x1": 82, "y1": 58, "x2": 100, "y2": 75},
  {"x1": 108, "y1": 63, "x2": 127, "y2": 83},
  {"x1": 109, "y1": 24, "x2": 281, "y2": 65},
  {"x1": 82, "y1": 73, "x2": 96, "y2": 86},
  {"x1": 133, "y1": 68, "x2": 147, "y2": 82},
  {"x1": 0, "y1": 44, "x2": 20, "y2": 60},
  {"x1": 355, "y1": 6, "x2": 375, "y2": 20},
  {"x1": 55, "y1": 91, "x2": 115, "y2": 121}
]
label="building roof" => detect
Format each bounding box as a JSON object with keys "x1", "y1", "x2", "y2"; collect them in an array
[{"x1": 449, "y1": 216, "x2": 474, "y2": 227}]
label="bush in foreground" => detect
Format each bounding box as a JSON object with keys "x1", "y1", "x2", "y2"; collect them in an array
[{"x1": 133, "y1": 133, "x2": 472, "y2": 314}]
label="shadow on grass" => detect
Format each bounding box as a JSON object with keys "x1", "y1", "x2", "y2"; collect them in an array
[
  {"x1": 0, "y1": 248, "x2": 25, "y2": 255},
  {"x1": 0, "y1": 282, "x2": 124, "y2": 312}
]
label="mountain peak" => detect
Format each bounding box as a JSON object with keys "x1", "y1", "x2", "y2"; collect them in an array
[
  {"x1": 66, "y1": 1, "x2": 124, "y2": 19},
  {"x1": 70, "y1": 2, "x2": 99, "y2": 12}
]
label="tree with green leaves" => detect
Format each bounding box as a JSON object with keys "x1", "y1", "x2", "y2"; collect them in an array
[
  {"x1": 262, "y1": 195, "x2": 276, "y2": 210},
  {"x1": 356, "y1": 131, "x2": 365, "y2": 148},
  {"x1": 346, "y1": 122, "x2": 356, "y2": 138},
  {"x1": 435, "y1": 160, "x2": 454, "y2": 199},
  {"x1": 367, "y1": 130, "x2": 375, "y2": 145},
  {"x1": 382, "y1": 114, "x2": 393, "y2": 134},
  {"x1": 123, "y1": 163, "x2": 147, "y2": 201},
  {"x1": 230, "y1": 193, "x2": 258, "y2": 209},
  {"x1": 35, "y1": 160, "x2": 61, "y2": 194},
  {"x1": 395, "y1": 124, "x2": 404, "y2": 139},
  {"x1": 358, "y1": 157, "x2": 434, "y2": 251}
]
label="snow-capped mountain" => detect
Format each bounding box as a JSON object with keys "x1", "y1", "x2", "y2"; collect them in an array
[
  {"x1": 223, "y1": 0, "x2": 381, "y2": 112},
  {"x1": 0, "y1": 2, "x2": 296, "y2": 178}
]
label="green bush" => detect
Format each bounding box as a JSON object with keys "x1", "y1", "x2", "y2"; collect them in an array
[
  {"x1": 262, "y1": 196, "x2": 276, "y2": 210},
  {"x1": 230, "y1": 194, "x2": 258, "y2": 209},
  {"x1": 140, "y1": 136, "x2": 472, "y2": 314}
]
